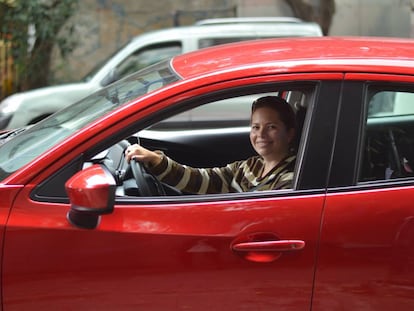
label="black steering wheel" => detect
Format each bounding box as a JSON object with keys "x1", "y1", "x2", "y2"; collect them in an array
[{"x1": 130, "y1": 158, "x2": 166, "y2": 196}]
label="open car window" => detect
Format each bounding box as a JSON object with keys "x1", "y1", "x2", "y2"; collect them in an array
[
  {"x1": 106, "y1": 86, "x2": 314, "y2": 198},
  {"x1": 33, "y1": 83, "x2": 316, "y2": 201}
]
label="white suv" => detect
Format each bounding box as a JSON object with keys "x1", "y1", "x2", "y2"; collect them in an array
[{"x1": 0, "y1": 17, "x2": 322, "y2": 129}]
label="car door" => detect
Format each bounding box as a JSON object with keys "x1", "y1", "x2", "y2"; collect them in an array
[
  {"x1": 313, "y1": 75, "x2": 414, "y2": 310},
  {"x1": 2, "y1": 78, "x2": 342, "y2": 310}
]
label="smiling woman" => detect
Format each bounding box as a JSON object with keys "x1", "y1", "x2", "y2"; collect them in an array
[{"x1": 125, "y1": 95, "x2": 297, "y2": 194}]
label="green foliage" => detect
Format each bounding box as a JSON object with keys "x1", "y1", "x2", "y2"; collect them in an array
[{"x1": 0, "y1": 0, "x2": 79, "y2": 89}]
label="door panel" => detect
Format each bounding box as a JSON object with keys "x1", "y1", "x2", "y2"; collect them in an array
[
  {"x1": 313, "y1": 77, "x2": 414, "y2": 310},
  {"x1": 313, "y1": 187, "x2": 414, "y2": 310},
  {"x1": 3, "y1": 188, "x2": 324, "y2": 310},
  {"x1": 2, "y1": 77, "x2": 343, "y2": 309}
]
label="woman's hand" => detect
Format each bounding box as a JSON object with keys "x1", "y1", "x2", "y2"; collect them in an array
[{"x1": 125, "y1": 144, "x2": 162, "y2": 166}]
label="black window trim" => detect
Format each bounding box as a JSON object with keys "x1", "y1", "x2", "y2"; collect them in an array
[{"x1": 329, "y1": 80, "x2": 414, "y2": 191}]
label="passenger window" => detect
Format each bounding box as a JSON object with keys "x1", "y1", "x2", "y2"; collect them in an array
[
  {"x1": 360, "y1": 89, "x2": 414, "y2": 182},
  {"x1": 368, "y1": 91, "x2": 414, "y2": 117}
]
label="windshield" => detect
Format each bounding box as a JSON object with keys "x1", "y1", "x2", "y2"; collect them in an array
[{"x1": 0, "y1": 60, "x2": 179, "y2": 181}]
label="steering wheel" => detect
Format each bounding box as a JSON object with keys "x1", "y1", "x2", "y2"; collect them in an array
[{"x1": 130, "y1": 158, "x2": 166, "y2": 196}]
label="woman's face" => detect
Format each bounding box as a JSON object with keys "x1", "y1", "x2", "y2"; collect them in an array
[{"x1": 250, "y1": 107, "x2": 294, "y2": 161}]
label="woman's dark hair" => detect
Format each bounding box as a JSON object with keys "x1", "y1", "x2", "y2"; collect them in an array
[{"x1": 251, "y1": 96, "x2": 296, "y2": 130}]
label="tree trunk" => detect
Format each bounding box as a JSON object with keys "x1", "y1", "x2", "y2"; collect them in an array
[
  {"x1": 23, "y1": 39, "x2": 54, "y2": 90},
  {"x1": 285, "y1": 0, "x2": 335, "y2": 35}
]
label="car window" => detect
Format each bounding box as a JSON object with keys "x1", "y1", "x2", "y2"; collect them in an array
[
  {"x1": 81, "y1": 40, "x2": 133, "y2": 83},
  {"x1": 32, "y1": 84, "x2": 316, "y2": 201},
  {"x1": 105, "y1": 42, "x2": 182, "y2": 86},
  {"x1": 359, "y1": 89, "x2": 414, "y2": 182},
  {"x1": 119, "y1": 87, "x2": 313, "y2": 196},
  {"x1": 199, "y1": 37, "x2": 265, "y2": 49}
]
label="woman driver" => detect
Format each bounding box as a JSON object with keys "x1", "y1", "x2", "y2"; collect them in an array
[{"x1": 125, "y1": 96, "x2": 296, "y2": 193}]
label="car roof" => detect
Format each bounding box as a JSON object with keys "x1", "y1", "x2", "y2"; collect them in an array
[
  {"x1": 171, "y1": 36, "x2": 414, "y2": 78},
  {"x1": 194, "y1": 17, "x2": 307, "y2": 25},
  {"x1": 128, "y1": 18, "x2": 322, "y2": 42}
]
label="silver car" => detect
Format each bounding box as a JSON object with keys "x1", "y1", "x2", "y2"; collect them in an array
[{"x1": 0, "y1": 17, "x2": 322, "y2": 130}]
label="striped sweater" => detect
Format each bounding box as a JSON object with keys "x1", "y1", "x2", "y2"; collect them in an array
[{"x1": 148, "y1": 153, "x2": 296, "y2": 194}]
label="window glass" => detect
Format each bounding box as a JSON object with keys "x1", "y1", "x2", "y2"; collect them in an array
[
  {"x1": 199, "y1": 37, "x2": 279, "y2": 49},
  {"x1": 360, "y1": 89, "x2": 414, "y2": 182},
  {"x1": 111, "y1": 43, "x2": 182, "y2": 83},
  {"x1": 199, "y1": 37, "x2": 256, "y2": 49},
  {"x1": 368, "y1": 91, "x2": 414, "y2": 117}
]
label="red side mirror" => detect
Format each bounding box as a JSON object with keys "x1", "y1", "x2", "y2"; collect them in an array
[{"x1": 65, "y1": 164, "x2": 116, "y2": 229}]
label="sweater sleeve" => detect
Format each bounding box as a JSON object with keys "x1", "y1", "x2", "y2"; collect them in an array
[{"x1": 147, "y1": 152, "x2": 236, "y2": 194}]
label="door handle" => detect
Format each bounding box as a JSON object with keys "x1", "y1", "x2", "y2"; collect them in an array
[{"x1": 232, "y1": 239, "x2": 305, "y2": 252}]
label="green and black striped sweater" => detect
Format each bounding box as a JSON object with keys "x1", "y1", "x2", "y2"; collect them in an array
[{"x1": 149, "y1": 153, "x2": 296, "y2": 194}]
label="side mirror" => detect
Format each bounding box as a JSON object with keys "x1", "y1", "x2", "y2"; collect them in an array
[{"x1": 65, "y1": 164, "x2": 116, "y2": 229}]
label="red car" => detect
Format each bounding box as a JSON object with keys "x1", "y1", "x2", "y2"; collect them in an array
[{"x1": 1, "y1": 36, "x2": 414, "y2": 310}]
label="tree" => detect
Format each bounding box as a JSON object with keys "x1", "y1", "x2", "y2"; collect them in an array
[
  {"x1": 0, "y1": 0, "x2": 79, "y2": 90},
  {"x1": 286, "y1": 0, "x2": 335, "y2": 35},
  {"x1": 0, "y1": 0, "x2": 335, "y2": 92}
]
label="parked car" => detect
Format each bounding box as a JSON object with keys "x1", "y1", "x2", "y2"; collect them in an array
[
  {"x1": 1, "y1": 36, "x2": 414, "y2": 310},
  {"x1": 0, "y1": 17, "x2": 322, "y2": 130}
]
